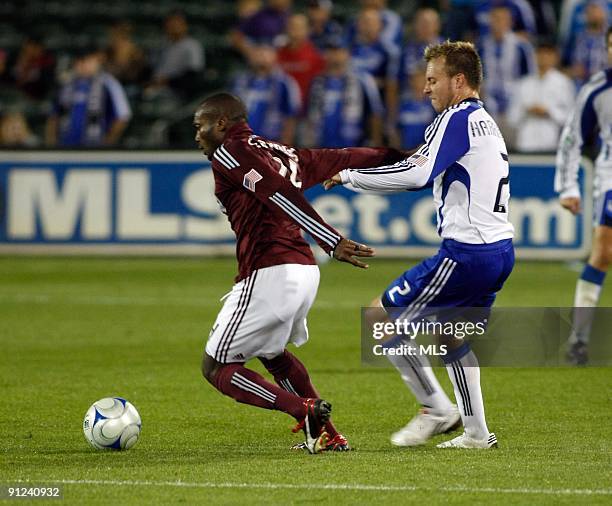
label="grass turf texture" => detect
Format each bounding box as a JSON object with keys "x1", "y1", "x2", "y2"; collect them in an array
[{"x1": 1, "y1": 257, "x2": 610, "y2": 505}]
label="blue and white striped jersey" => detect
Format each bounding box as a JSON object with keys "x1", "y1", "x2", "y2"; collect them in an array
[
  {"x1": 231, "y1": 70, "x2": 301, "y2": 142},
  {"x1": 555, "y1": 68, "x2": 612, "y2": 199},
  {"x1": 339, "y1": 98, "x2": 515, "y2": 244}
]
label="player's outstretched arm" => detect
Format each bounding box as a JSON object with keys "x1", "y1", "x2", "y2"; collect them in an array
[
  {"x1": 324, "y1": 111, "x2": 471, "y2": 193},
  {"x1": 333, "y1": 238, "x2": 375, "y2": 269},
  {"x1": 297, "y1": 147, "x2": 409, "y2": 190}
]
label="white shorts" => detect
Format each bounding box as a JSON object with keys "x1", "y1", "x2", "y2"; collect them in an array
[{"x1": 205, "y1": 264, "x2": 320, "y2": 363}]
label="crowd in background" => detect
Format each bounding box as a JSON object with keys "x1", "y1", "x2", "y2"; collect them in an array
[{"x1": 0, "y1": 0, "x2": 610, "y2": 152}]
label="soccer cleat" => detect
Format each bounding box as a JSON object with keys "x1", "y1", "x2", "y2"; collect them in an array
[
  {"x1": 291, "y1": 398, "x2": 332, "y2": 454},
  {"x1": 324, "y1": 433, "x2": 351, "y2": 451},
  {"x1": 566, "y1": 340, "x2": 588, "y2": 366},
  {"x1": 390, "y1": 405, "x2": 461, "y2": 447},
  {"x1": 437, "y1": 432, "x2": 498, "y2": 449},
  {"x1": 290, "y1": 434, "x2": 351, "y2": 452}
]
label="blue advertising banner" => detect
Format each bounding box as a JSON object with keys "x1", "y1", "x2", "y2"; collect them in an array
[{"x1": 0, "y1": 152, "x2": 592, "y2": 259}]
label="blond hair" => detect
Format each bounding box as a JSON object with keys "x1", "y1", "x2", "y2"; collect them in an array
[{"x1": 424, "y1": 41, "x2": 483, "y2": 90}]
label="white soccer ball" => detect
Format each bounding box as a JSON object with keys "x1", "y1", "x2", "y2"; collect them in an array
[{"x1": 83, "y1": 397, "x2": 141, "y2": 450}]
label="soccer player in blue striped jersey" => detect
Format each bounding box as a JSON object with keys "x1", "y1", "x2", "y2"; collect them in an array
[
  {"x1": 325, "y1": 41, "x2": 514, "y2": 449},
  {"x1": 555, "y1": 27, "x2": 612, "y2": 365}
]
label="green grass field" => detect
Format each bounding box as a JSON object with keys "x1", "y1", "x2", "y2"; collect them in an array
[{"x1": 1, "y1": 257, "x2": 611, "y2": 505}]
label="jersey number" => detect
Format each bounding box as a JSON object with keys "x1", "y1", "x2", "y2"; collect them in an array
[
  {"x1": 493, "y1": 176, "x2": 510, "y2": 213},
  {"x1": 272, "y1": 156, "x2": 302, "y2": 189}
]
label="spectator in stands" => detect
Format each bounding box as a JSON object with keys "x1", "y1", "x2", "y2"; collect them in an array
[
  {"x1": 231, "y1": 0, "x2": 293, "y2": 57},
  {"x1": 387, "y1": 8, "x2": 441, "y2": 147},
  {"x1": 569, "y1": 1, "x2": 610, "y2": 84},
  {"x1": 45, "y1": 47, "x2": 131, "y2": 147},
  {"x1": 475, "y1": 0, "x2": 537, "y2": 39},
  {"x1": 350, "y1": 7, "x2": 400, "y2": 125},
  {"x1": 441, "y1": 0, "x2": 479, "y2": 42},
  {"x1": 480, "y1": 5, "x2": 536, "y2": 120},
  {"x1": 238, "y1": 0, "x2": 263, "y2": 20},
  {"x1": 307, "y1": 0, "x2": 344, "y2": 51},
  {"x1": 277, "y1": 14, "x2": 325, "y2": 109},
  {"x1": 507, "y1": 42, "x2": 575, "y2": 152},
  {"x1": 147, "y1": 10, "x2": 204, "y2": 100},
  {"x1": 104, "y1": 20, "x2": 148, "y2": 88},
  {"x1": 559, "y1": 0, "x2": 612, "y2": 68},
  {"x1": 400, "y1": 8, "x2": 443, "y2": 84},
  {"x1": 0, "y1": 111, "x2": 39, "y2": 147},
  {"x1": 306, "y1": 37, "x2": 383, "y2": 148},
  {"x1": 525, "y1": 0, "x2": 558, "y2": 39},
  {"x1": 397, "y1": 65, "x2": 435, "y2": 151},
  {"x1": 12, "y1": 35, "x2": 55, "y2": 100},
  {"x1": 232, "y1": 44, "x2": 301, "y2": 144},
  {"x1": 347, "y1": 0, "x2": 402, "y2": 52}
]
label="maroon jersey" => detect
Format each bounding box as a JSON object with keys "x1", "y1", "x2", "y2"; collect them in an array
[{"x1": 211, "y1": 123, "x2": 404, "y2": 281}]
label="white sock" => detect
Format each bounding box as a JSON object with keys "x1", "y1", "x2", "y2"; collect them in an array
[
  {"x1": 570, "y1": 277, "x2": 603, "y2": 344},
  {"x1": 445, "y1": 347, "x2": 489, "y2": 440},
  {"x1": 386, "y1": 341, "x2": 453, "y2": 413}
]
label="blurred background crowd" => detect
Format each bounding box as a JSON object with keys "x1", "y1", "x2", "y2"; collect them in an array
[{"x1": 0, "y1": 0, "x2": 610, "y2": 151}]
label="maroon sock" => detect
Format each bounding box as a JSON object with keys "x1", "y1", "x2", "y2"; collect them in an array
[
  {"x1": 260, "y1": 350, "x2": 340, "y2": 438},
  {"x1": 213, "y1": 363, "x2": 306, "y2": 420}
]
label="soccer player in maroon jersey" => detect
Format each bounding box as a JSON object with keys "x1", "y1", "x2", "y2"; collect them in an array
[{"x1": 195, "y1": 92, "x2": 404, "y2": 453}]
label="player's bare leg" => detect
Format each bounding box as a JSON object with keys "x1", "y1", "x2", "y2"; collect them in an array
[
  {"x1": 364, "y1": 298, "x2": 460, "y2": 447},
  {"x1": 201, "y1": 353, "x2": 331, "y2": 454},
  {"x1": 259, "y1": 350, "x2": 350, "y2": 451},
  {"x1": 567, "y1": 225, "x2": 611, "y2": 365}
]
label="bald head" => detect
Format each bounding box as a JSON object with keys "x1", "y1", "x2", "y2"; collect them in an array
[
  {"x1": 196, "y1": 93, "x2": 248, "y2": 123},
  {"x1": 194, "y1": 93, "x2": 248, "y2": 157}
]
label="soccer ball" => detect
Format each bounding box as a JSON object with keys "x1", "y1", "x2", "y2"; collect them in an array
[{"x1": 83, "y1": 397, "x2": 141, "y2": 450}]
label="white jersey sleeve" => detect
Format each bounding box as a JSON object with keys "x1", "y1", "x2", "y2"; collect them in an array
[
  {"x1": 339, "y1": 102, "x2": 471, "y2": 191},
  {"x1": 339, "y1": 99, "x2": 514, "y2": 244}
]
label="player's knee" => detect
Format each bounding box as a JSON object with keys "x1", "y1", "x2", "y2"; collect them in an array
[{"x1": 201, "y1": 354, "x2": 219, "y2": 385}]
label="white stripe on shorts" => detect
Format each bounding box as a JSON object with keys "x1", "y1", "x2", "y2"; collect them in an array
[{"x1": 399, "y1": 258, "x2": 457, "y2": 322}]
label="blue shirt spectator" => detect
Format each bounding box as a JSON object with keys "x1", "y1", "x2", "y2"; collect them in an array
[
  {"x1": 350, "y1": 8, "x2": 400, "y2": 91},
  {"x1": 397, "y1": 69, "x2": 435, "y2": 150},
  {"x1": 475, "y1": 0, "x2": 537, "y2": 38},
  {"x1": 568, "y1": 2, "x2": 610, "y2": 83},
  {"x1": 480, "y1": 5, "x2": 536, "y2": 115},
  {"x1": 307, "y1": 40, "x2": 383, "y2": 148},
  {"x1": 232, "y1": 45, "x2": 301, "y2": 143},
  {"x1": 48, "y1": 49, "x2": 131, "y2": 147},
  {"x1": 347, "y1": 1, "x2": 402, "y2": 52},
  {"x1": 560, "y1": 0, "x2": 612, "y2": 67},
  {"x1": 307, "y1": 0, "x2": 344, "y2": 51},
  {"x1": 399, "y1": 8, "x2": 443, "y2": 87}
]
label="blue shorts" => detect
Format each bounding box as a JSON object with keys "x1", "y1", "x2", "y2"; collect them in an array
[{"x1": 381, "y1": 239, "x2": 514, "y2": 321}]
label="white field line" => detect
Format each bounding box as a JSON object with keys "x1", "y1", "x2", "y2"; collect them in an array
[
  {"x1": 6, "y1": 478, "x2": 612, "y2": 496},
  {"x1": 0, "y1": 293, "x2": 350, "y2": 309}
]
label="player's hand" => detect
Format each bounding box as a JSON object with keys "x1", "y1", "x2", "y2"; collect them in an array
[
  {"x1": 560, "y1": 196, "x2": 581, "y2": 215},
  {"x1": 333, "y1": 238, "x2": 375, "y2": 269},
  {"x1": 323, "y1": 173, "x2": 343, "y2": 190}
]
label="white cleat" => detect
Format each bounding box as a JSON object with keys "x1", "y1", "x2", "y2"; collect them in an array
[
  {"x1": 391, "y1": 406, "x2": 461, "y2": 447},
  {"x1": 437, "y1": 432, "x2": 498, "y2": 449}
]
